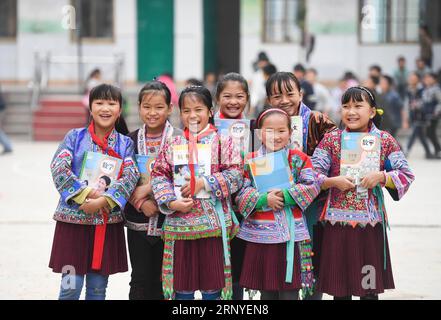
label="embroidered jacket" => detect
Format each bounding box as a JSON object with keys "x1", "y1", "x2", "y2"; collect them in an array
[
  {"x1": 50, "y1": 128, "x2": 140, "y2": 225},
  {"x1": 235, "y1": 148, "x2": 322, "y2": 244},
  {"x1": 311, "y1": 125, "x2": 415, "y2": 227},
  {"x1": 151, "y1": 131, "x2": 243, "y2": 240},
  {"x1": 124, "y1": 122, "x2": 181, "y2": 235}
]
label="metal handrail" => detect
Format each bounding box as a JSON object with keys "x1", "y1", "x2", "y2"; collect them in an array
[{"x1": 29, "y1": 52, "x2": 125, "y2": 110}]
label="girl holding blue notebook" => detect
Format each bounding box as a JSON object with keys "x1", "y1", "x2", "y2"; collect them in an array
[{"x1": 235, "y1": 107, "x2": 322, "y2": 300}]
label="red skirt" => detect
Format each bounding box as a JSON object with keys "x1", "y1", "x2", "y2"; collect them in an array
[
  {"x1": 49, "y1": 221, "x2": 128, "y2": 276},
  {"x1": 173, "y1": 237, "x2": 225, "y2": 292},
  {"x1": 317, "y1": 222, "x2": 394, "y2": 297},
  {"x1": 239, "y1": 242, "x2": 301, "y2": 291}
]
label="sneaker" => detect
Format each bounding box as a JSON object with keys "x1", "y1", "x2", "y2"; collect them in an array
[{"x1": 1, "y1": 149, "x2": 12, "y2": 155}]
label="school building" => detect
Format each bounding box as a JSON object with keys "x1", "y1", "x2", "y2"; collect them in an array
[
  {"x1": 1, "y1": 0, "x2": 440, "y2": 84},
  {"x1": 1, "y1": 0, "x2": 440, "y2": 140}
]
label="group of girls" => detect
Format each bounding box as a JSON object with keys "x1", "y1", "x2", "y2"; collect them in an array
[{"x1": 49, "y1": 70, "x2": 414, "y2": 300}]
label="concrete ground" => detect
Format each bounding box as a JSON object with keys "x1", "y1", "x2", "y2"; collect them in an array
[{"x1": 0, "y1": 137, "x2": 440, "y2": 300}]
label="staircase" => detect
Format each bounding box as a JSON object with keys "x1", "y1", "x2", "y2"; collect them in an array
[{"x1": 32, "y1": 95, "x2": 88, "y2": 141}]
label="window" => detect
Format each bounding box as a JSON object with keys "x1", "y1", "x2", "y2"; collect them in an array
[
  {"x1": 0, "y1": 0, "x2": 17, "y2": 39},
  {"x1": 263, "y1": 0, "x2": 306, "y2": 43},
  {"x1": 359, "y1": 0, "x2": 441, "y2": 44},
  {"x1": 71, "y1": 0, "x2": 114, "y2": 40}
]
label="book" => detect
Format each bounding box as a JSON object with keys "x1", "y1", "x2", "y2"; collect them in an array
[
  {"x1": 135, "y1": 154, "x2": 156, "y2": 185},
  {"x1": 247, "y1": 149, "x2": 294, "y2": 194},
  {"x1": 79, "y1": 151, "x2": 123, "y2": 196},
  {"x1": 215, "y1": 118, "x2": 251, "y2": 155},
  {"x1": 340, "y1": 132, "x2": 381, "y2": 199},
  {"x1": 290, "y1": 116, "x2": 303, "y2": 151},
  {"x1": 172, "y1": 144, "x2": 212, "y2": 199}
]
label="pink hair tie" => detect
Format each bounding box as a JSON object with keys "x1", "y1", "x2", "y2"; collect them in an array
[{"x1": 256, "y1": 108, "x2": 290, "y2": 128}]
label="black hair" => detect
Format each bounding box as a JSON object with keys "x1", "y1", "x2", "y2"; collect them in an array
[
  {"x1": 88, "y1": 83, "x2": 129, "y2": 135},
  {"x1": 341, "y1": 86, "x2": 382, "y2": 128},
  {"x1": 263, "y1": 64, "x2": 277, "y2": 77},
  {"x1": 178, "y1": 86, "x2": 214, "y2": 124},
  {"x1": 369, "y1": 74, "x2": 380, "y2": 86},
  {"x1": 397, "y1": 56, "x2": 406, "y2": 62},
  {"x1": 381, "y1": 75, "x2": 395, "y2": 87},
  {"x1": 293, "y1": 63, "x2": 306, "y2": 74},
  {"x1": 266, "y1": 72, "x2": 302, "y2": 97},
  {"x1": 99, "y1": 175, "x2": 112, "y2": 186},
  {"x1": 215, "y1": 72, "x2": 250, "y2": 100},
  {"x1": 369, "y1": 65, "x2": 382, "y2": 74},
  {"x1": 138, "y1": 80, "x2": 172, "y2": 105},
  {"x1": 186, "y1": 78, "x2": 204, "y2": 87},
  {"x1": 425, "y1": 72, "x2": 438, "y2": 80},
  {"x1": 89, "y1": 83, "x2": 122, "y2": 109},
  {"x1": 256, "y1": 106, "x2": 292, "y2": 130},
  {"x1": 342, "y1": 71, "x2": 359, "y2": 82},
  {"x1": 257, "y1": 51, "x2": 269, "y2": 62}
]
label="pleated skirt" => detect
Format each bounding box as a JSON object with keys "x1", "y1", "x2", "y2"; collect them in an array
[
  {"x1": 49, "y1": 221, "x2": 128, "y2": 276},
  {"x1": 316, "y1": 222, "x2": 395, "y2": 297},
  {"x1": 239, "y1": 242, "x2": 301, "y2": 291},
  {"x1": 173, "y1": 237, "x2": 225, "y2": 292}
]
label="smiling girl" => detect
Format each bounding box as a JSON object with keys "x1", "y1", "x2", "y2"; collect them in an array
[
  {"x1": 151, "y1": 86, "x2": 243, "y2": 300},
  {"x1": 311, "y1": 86, "x2": 415, "y2": 300},
  {"x1": 49, "y1": 84, "x2": 140, "y2": 300}
]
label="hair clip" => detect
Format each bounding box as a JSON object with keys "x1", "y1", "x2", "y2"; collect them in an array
[{"x1": 376, "y1": 108, "x2": 384, "y2": 116}]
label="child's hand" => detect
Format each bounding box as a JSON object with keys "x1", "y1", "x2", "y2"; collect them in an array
[
  {"x1": 311, "y1": 111, "x2": 328, "y2": 124},
  {"x1": 180, "y1": 177, "x2": 205, "y2": 198},
  {"x1": 140, "y1": 199, "x2": 160, "y2": 218},
  {"x1": 79, "y1": 197, "x2": 108, "y2": 215},
  {"x1": 169, "y1": 198, "x2": 194, "y2": 213},
  {"x1": 360, "y1": 172, "x2": 385, "y2": 189},
  {"x1": 327, "y1": 176, "x2": 355, "y2": 191},
  {"x1": 267, "y1": 190, "x2": 284, "y2": 211},
  {"x1": 131, "y1": 183, "x2": 152, "y2": 204}
]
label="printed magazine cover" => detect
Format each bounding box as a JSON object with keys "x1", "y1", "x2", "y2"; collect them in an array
[
  {"x1": 79, "y1": 151, "x2": 123, "y2": 196},
  {"x1": 215, "y1": 118, "x2": 251, "y2": 155},
  {"x1": 290, "y1": 116, "x2": 303, "y2": 151},
  {"x1": 135, "y1": 154, "x2": 156, "y2": 185},
  {"x1": 340, "y1": 132, "x2": 381, "y2": 198},
  {"x1": 172, "y1": 144, "x2": 212, "y2": 199},
  {"x1": 247, "y1": 149, "x2": 294, "y2": 194}
]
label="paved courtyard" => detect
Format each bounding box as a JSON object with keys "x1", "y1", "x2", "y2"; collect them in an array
[{"x1": 0, "y1": 138, "x2": 440, "y2": 300}]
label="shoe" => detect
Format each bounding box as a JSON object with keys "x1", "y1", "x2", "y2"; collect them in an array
[
  {"x1": 426, "y1": 153, "x2": 441, "y2": 159},
  {"x1": 1, "y1": 149, "x2": 12, "y2": 155}
]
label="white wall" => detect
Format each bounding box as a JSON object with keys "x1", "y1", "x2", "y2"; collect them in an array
[
  {"x1": 174, "y1": 0, "x2": 203, "y2": 82},
  {"x1": 0, "y1": 0, "x2": 137, "y2": 83}
]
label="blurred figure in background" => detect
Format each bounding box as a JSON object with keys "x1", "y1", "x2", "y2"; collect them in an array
[
  {"x1": 415, "y1": 58, "x2": 431, "y2": 80},
  {"x1": 204, "y1": 72, "x2": 218, "y2": 99},
  {"x1": 422, "y1": 73, "x2": 441, "y2": 158},
  {"x1": 0, "y1": 85, "x2": 13, "y2": 155},
  {"x1": 293, "y1": 63, "x2": 316, "y2": 110},
  {"x1": 419, "y1": 25, "x2": 433, "y2": 69},
  {"x1": 378, "y1": 75, "x2": 404, "y2": 139},
  {"x1": 305, "y1": 68, "x2": 333, "y2": 117},
  {"x1": 393, "y1": 56, "x2": 409, "y2": 100},
  {"x1": 250, "y1": 51, "x2": 271, "y2": 118},
  {"x1": 403, "y1": 72, "x2": 434, "y2": 159}
]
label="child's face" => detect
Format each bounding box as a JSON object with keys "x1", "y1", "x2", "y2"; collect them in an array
[
  {"x1": 218, "y1": 81, "x2": 248, "y2": 118},
  {"x1": 268, "y1": 80, "x2": 303, "y2": 116},
  {"x1": 424, "y1": 75, "x2": 436, "y2": 87},
  {"x1": 180, "y1": 95, "x2": 212, "y2": 133},
  {"x1": 90, "y1": 99, "x2": 121, "y2": 132},
  {"x1": 95, "y1": 178, "x2": 107, "y2": 193},
  {"x1": 139, "y1": 92, "x2": 172, "y2": 132},
  {"x1": 341, "y1": 97, "x2": 375, "y2": 132},
  {"x1": 259, "y1": 113, "x2": 291, "y2": 152}
]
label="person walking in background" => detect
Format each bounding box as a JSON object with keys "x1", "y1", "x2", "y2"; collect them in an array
[
  {"x1": 393, "y1": 56, "x2": 409, "y2": 100},
  {"x1": 0, "y1": 85, "x2": 13, "y2": 155},
  {"x1": 415, "y1": 58, "x2": 431, "y2": 80},
  {"x1": 419, "y1": 25, "x2": 433, "y2": 69},
  {"x1": 293, "y1": 64, "x2": 316, "y2": 110},
  {"x1": 378, "y1": 75, "x2": 404, "y2": 139},
  {"x1": 422, "y1": 73, "x2": 441, "y2": 158},
  {"x1": 250, "y1": 52, "x2": 271, "y2": 118},
  {"x1": 305, "y1": 68, "x2": 333, "y2": 117},
  {"x1": 404, "y1": 72, "x2": 435, "y2": 159}
]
